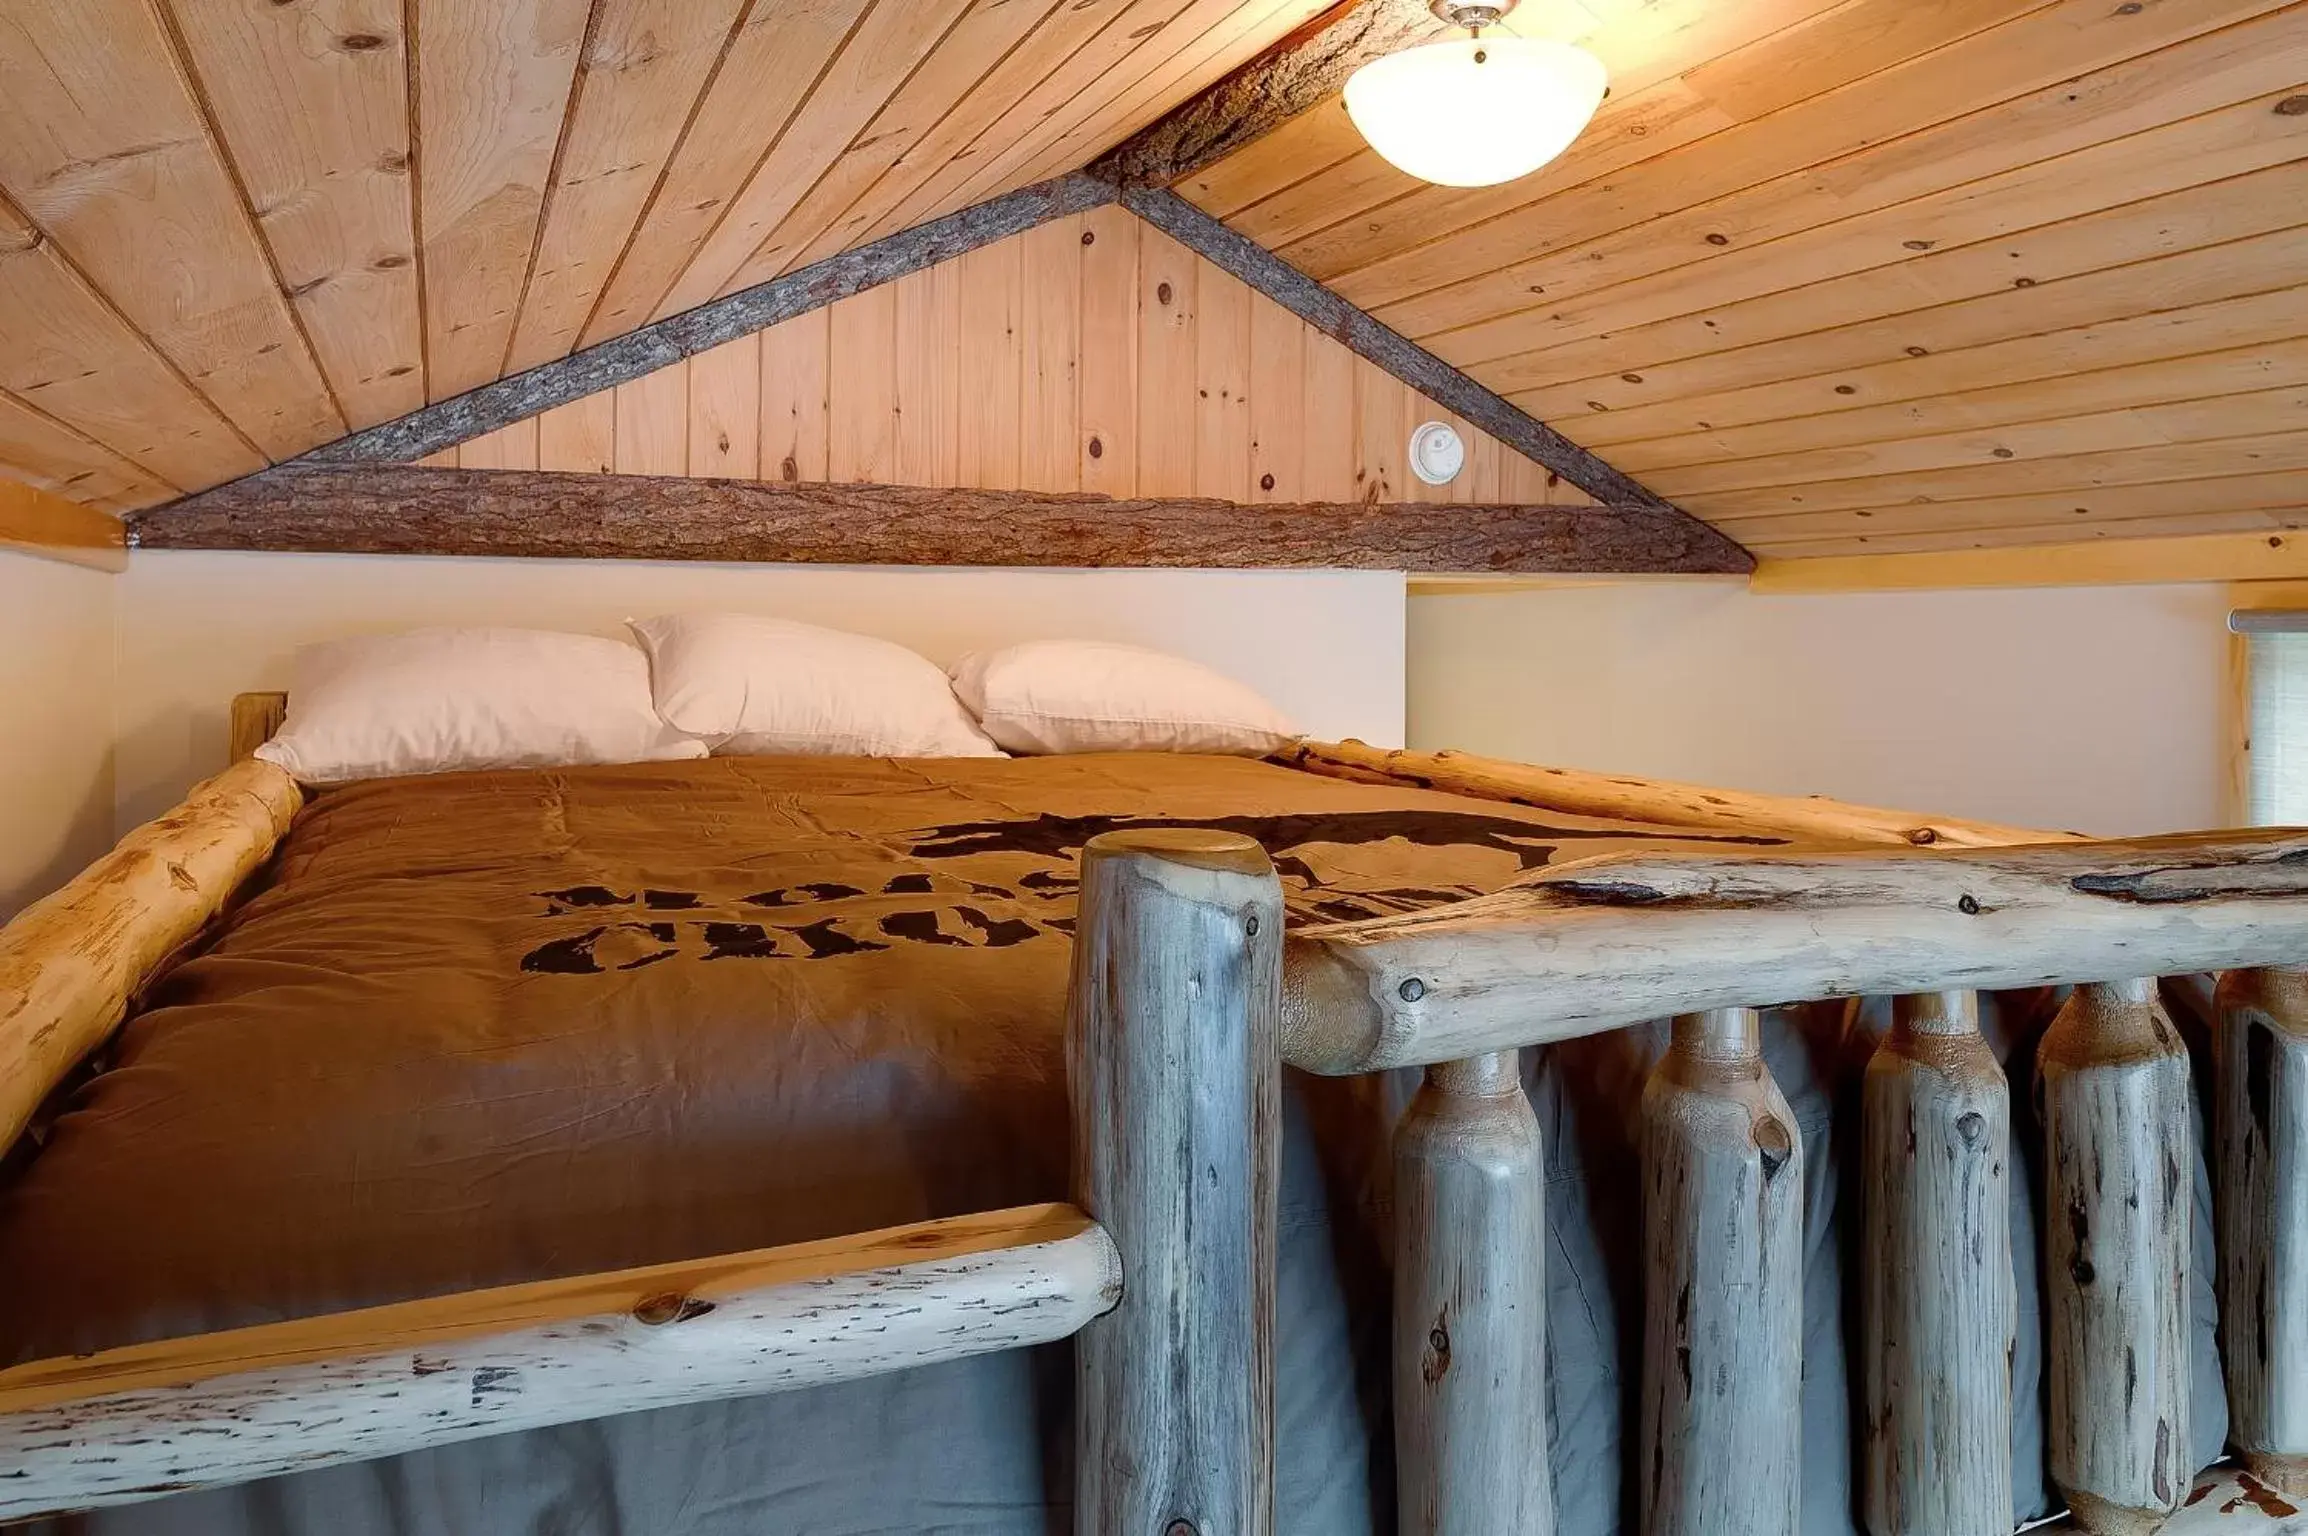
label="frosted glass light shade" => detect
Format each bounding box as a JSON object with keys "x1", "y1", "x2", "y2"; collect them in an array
[{"x1": 1344, "y1": 37, "x2": 1607, "y2": 188}]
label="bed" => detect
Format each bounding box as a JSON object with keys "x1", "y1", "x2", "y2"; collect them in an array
[{"x1": 2, "y1": 710, "x2": 2304, "y2": 1536}]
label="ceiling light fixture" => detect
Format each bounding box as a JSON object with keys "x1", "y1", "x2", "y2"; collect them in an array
[{"x1": 1343, "y1": 1, "x2": 1607, "y2": 188}]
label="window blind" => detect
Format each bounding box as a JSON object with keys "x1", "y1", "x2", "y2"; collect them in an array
[{"x1": 2244, "y1": 620, "x2": 2308, "y2": 825}]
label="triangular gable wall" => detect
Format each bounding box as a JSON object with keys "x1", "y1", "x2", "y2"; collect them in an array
[{"x1": 426, "y1": 207, "x2": 1591, "y2": 510}]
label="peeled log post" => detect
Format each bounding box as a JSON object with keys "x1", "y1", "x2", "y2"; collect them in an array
[
  {"x1": 2040, "y1": 979, "x2": 2193, "y2": 1535},
  {"x1": 1069, "y1": 829, "x2": 1282, "y2": 1536},
  {"x1": 1640, "y1": 1007, "x2": 1803, "y2": 1536},
  {"x1": 1861, "y1": 990, "x2": 2016, "y2": 1536},
  {"x1": 1394, "y1": 1051, "x2": 1553, "y2": 1536},
  {"x1": 2214, "y1": 966, "x2": 2308, "y2": 1496}
]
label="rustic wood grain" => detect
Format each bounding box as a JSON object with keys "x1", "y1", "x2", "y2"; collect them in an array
[
  {"x1": 2215, "y1": 966, "x2": 2308, "y2": 1497},
  {"x1": 1278, "y1": 829, "x2": 2308, "y2": 1075},
  {"x1": 0, "y1": 758, "x2": 302, "y2": 1158},
  {"x1": 228, "y1": 692, "x2": 289, "y2": 764},
  {"x1": 1861, "y1": 989, "x2": 2016, "y2": 1536},
  {"x1": 1640, "y1": 1007, "x2": 1803, "y2": 1536},
  {"x1": 1112, "y1": 186, "x2": 1740, "y2": 565},
  {"x1": 0, "y1": 1203, "x2": 1120, "y2": 1520},
  {"x1": 1277, "y1": 738, "x2": 2068, "y2": 849},
  {"x1": 2039, "y1": 979, "x2": 2194, "y2": 1535},
  {"x1": 293, "y1": 174, "x2": 1116, "y2": 467},
  {"x1": 1393, "y1": 1051, "x2": 1554, "y2": 1536},
  {"x1": 1069, "y1": 830, "x2": 1281, "y2": 1536},
  {"x1": 1090, "y1": 0, "x2": 1436, "y2": 189},
  {"x1": 128, "y1": 465, "x2": 1747, "y2": 574}
]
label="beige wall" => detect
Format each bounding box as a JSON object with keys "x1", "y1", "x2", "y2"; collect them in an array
[
  {"x1": 113, "y1": 552, "x2": 1407, "y2": 830},
  {"x1": 0, "y1": 550, "x2": 116, "y2": 918},
  {"x1": 1409, "y1": 581, "x2": 2233, "y2": 836}
]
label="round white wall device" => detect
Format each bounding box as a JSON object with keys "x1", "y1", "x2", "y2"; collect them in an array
[{"x1": 1408, "y1": 420, "x2": 1466, "y2": 485}]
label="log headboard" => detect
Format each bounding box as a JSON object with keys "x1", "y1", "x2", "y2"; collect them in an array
[{"x1": 229, "y1": 692, "x2": 288, "y2": 764}]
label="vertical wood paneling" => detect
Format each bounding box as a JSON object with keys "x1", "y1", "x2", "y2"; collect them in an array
[
  {"x1": 1247, "y1": 305, "x2": 1304, "y2": 503},
  {"x1": 894, "y1": 265, "x2": 960, "y2": 487},
  {"x1": 1019, "y1": 217, "x2": 1083, "y2": 493},
  {"x1": 1077, "y1": 204, "x2": 1139, "y2": 497},
  {"x1": 1302, "y1": 329, "x2": 1359, "y2": 503},
  {"x1": 828, "y1": 284, "x2": 897, "y2": 482},
  {"x1": 687, "y1": 335, "x2": 761, "y2": 479},
  {"x1": 439, "y1": 220, "x2": 1585, "y2": 509},
  {"x1": 956, "y1": 238, "x2": 1023, "y2": 490},
  {"x1": 613, "y1": 363, "x2": 689, "y2": 475},
  {"x1": 417, "y1": 0, "x2": 590, "y2": 398},
  {"x1": 761, "y1": 307, "x2": 832, "y2": 483},
  {"x1": 166, "y1": 0, "x2": 426, "y2": 427},
  {"x1": 537, "y1": 392, "x2": 617, "y2": 472},
  {"x1": 457, "y1": 418, "x2": 540, "y2": 469},
  {"x1": 1354, "y1": 359, "x2": 1406, "y2": 505},
  {"x1": 1136, "y1": 228, "x2": 1199, "y2": 497},
  {"x1": 1194, "y1": 265, "x2": 1253, "y2": 502}
]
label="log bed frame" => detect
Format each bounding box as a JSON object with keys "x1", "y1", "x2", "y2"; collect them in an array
[{"x1": 3, "y1": 698, "x2": 2305, "y2": 1534}]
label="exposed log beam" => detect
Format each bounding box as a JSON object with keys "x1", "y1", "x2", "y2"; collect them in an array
[
  {"x1": 128, "y1": 466, "x2": 1753, "y2": 574},
  {"x1": 1, "y1": 475, "x2": 128, "y2": 571},
  {"x1": 298, "y1": 173, "x2": 1115, "y2": 467},
  {"x1": 1279, "y1": 827, "x2": 2308, "y2": 1074},
  {"x1": 1115, "y1": 187, "x2": 1733, "y2": 556},
  {"x1": 0, "y1": 1204, "x2": 1120, "y2": 1519},
  {"x1": 1089, "y1": 0, "x2": 1435, "y2": 189}
]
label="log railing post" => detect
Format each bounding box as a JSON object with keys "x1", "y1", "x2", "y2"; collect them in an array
[
  {"x1": 2214, "y1": 965, "x2": 2308, "y2": 1496},
  {"x1": 1639, "y1": 1006, "x2": 1803, "y2": 1536},
  {"x1": 1394, "y1": 1050, "x2": 1552, "y2": 1536},
  {"x1": 1861, "y1": 989, "x2": 2015, "y2": 1536},
  {"x1": 2039, "y1": 979, "x2": 2193, "y2": 1535},
  {"x1": 1069, "y1": 829, "x2": 1282, "y2": 1536}
]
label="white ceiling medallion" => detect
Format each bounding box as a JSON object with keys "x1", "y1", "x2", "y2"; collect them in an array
[
  {"x1": 1408, "y1": 420, "x2": 1466, "y2": 486},
  {"x1": 1344, "y1": 1, "x2": 1609, "y2": 189}
]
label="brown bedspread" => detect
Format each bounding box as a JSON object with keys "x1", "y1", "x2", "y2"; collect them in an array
[{"x1": 1, "y1": 752, "x2": 1777, "y2": 1359}]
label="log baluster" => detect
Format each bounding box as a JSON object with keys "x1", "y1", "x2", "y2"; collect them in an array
[
  {"x1": 1639, "y1": 1006, "x2": 1803, "y2": 1536},
  {"x1": 1069, "y1": 830, "x2": 1282, "y2": 1536},
  {"x1": 2214, "y1": 965, "x2": 2308, "y2": 1495},
  {"x1": 1861, "y1": 989, "x2": 2015, "y2": 1536},
  {"x1": 2039, "y1": 979, "x2": 2193, "y2": 1535},
  {"x1": 1394, "y1": 1050, "x2": 1553, "y2": 1536}
]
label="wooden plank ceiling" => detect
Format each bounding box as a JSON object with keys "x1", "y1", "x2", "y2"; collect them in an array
[
  {"x1": 3, "y1": 0, "x2": 2302, "y2": 565},
  {"x1": 1186, "y1": 0, "x2": 2308, "y2": 558},
  {"x1": 0, "y1": 0, "x2": 1337, "y2": 515}
]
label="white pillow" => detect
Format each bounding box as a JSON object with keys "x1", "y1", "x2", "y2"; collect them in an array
[
  {"x1": 255, "y1": 627, "x2": 706, "y2": 784},
  {"x1": 630, "y1": 613, "x2": 1003, "y2": 758},
  {"x1": 949, "y1": 641, "x2": 1299, "y2": 756}
]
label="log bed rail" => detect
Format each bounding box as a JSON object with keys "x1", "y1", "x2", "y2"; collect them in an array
[{"x1": 1, "y1": 709, "x2": 2303, "y2": 1534}]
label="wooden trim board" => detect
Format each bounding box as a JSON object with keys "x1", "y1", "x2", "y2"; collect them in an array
[
  {"x1": 130, "y1": 465, "x2": 1753, "y2": 574},
  {"x1": 1751, "y1": 532, "x2": 2308, "y2": 592},
  {"x1": 0, "y1": 476, "x2": 129, "y2": 572}
]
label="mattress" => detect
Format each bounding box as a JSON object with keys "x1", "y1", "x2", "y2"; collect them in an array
[{"x1": 0, "y1": 753, "x2": 2229, "y2": 1534}]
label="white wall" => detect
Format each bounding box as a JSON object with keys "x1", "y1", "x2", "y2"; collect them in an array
[
  {"x1": 114, "y1": 553, "x2": 1407, "y2": 829},
  {"x1": 1409, "y1": 581, "x2": 2233, "y2": 836},
  {"x1": 0, "y1": 550, "x2": 117, "y2": 918}
]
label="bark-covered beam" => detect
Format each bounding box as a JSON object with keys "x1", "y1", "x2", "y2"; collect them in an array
[
  {"x1": 127, "y1": 465, "x2": 1753, "y2": 574},
  {"x1": 300, "y1": 173, "x2": 1116, "y2": 467},
  {"x1": 1089, "y1": 0, "x2": 1436, "y2": 189},
  {"x1": 1117, "y1": 186, "x2": 1733, "y2": 555}
]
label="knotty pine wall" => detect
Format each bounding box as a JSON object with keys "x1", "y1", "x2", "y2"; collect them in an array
[{"x1": 427, "y1": 209, "x2": 1589, "y2": 509}]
